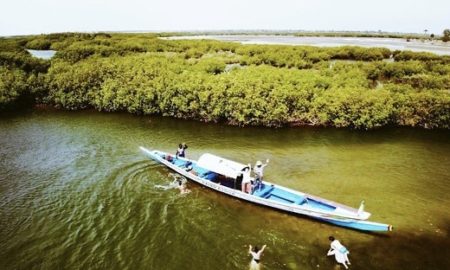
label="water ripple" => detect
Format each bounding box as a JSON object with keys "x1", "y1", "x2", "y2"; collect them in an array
[{"x1": 1, "y1": 111, "x2": 449, "y2": 270}]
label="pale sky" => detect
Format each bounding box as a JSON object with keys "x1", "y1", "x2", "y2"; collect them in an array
[{"x1": 1, "y1": 0, "x2": 449, "y2": 36}]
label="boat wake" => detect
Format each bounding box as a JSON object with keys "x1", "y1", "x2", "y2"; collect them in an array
[{"x1": 154, "y1": 173, "x2": 188, "y2": 191}]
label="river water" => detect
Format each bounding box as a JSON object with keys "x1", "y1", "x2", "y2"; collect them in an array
[
  {"x1": 1, "y1": 110, "x2": 449, "y2": 270},
  {"x1": 26, "y1": 49, "x2": 56, "y2": 60},
  {"x1": 163, "y1": 35, "x2": 450, "y2": 55}
]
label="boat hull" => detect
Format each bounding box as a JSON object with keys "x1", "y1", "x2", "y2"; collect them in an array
[{"x1": 140, "y1": 147, "x2": 392, "y2": 232}]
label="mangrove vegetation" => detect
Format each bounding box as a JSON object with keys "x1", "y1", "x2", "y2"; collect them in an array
[{"x1": 0, "y1": 33, "x2": 449, "y2": 129}]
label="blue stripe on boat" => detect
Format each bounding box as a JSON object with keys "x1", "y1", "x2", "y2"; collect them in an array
[
  {"x1": 203, "y1": 172, "x2": 217, "y2": 180},
  {"x1": 306, "y1": 199, "x2": 336, "y2": 211},
  {"x1": 268, "y1": 188, "x2": 307, "y2": 205},
  {"x1": 320, "y1": 218, "x2": 390, "y2": 232},
  {"x1": 266, "y1": 194, "x2": 293, "y2": 204},
  {"x1": 252, "y1": 184, "x2": 274, "y2": 198},
  {"x1": 173, "y1": 159, "x2": 187, "y2": 167},
  {"x1": 191, "y1": 165, "x2": 211, "y2": 177}
]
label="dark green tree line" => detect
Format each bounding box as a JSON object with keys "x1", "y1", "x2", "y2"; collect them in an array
[{"x1": 0, "y1": 33, "x2": 449, "y2": 129}]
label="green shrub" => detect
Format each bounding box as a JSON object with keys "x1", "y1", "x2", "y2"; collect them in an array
[{"x1": 1, "y1": 33, "x2": 449, "y2": 129}]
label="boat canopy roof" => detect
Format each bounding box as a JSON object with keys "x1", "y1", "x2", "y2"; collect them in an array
[{"x1": 197, "y1": 153, "x2": 248, "y2": 179}]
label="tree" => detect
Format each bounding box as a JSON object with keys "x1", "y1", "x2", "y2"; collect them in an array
[{"x1": 443, "y1": 29, "x2": 450, "y2": 42}]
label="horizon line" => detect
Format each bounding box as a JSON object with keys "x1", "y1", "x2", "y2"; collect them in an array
[{"x1": 1, "y1": 29, "x2": 437, "y2": 38}]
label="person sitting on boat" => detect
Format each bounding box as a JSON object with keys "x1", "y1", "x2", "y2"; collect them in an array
[
  {"x1": 327, "y1": 236, "x2": 351, "y2": 269},
  {"x1": 241, "y1": 165, "x2": 253, "y2": 193},
  {"x1": 175, "y1": 143, "x2": 188, "y2": 158},
  {"x1": 253, "y1": 159, "x2": 269, "y2": 189}
]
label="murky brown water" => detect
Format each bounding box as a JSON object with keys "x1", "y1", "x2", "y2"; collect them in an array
[{"x1": 1, "y1": 110, "x2": 449, "y2": 269}]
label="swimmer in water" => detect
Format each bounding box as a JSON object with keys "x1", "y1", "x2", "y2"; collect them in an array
[
  {"x1": 176, "y1": 179, "x2": 190, "y2": 194},
  {"x1": 154, "y1": 175, "x2": 190, "y2": 193},
  {"x1": 327, "y1": 236, "x2": 351, "y2": 269},
  {"x1": 248, "y1": 244, "x2": 266, "y2": 270}
]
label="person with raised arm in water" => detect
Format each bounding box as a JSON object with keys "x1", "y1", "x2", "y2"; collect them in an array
[
  {"x1": 248, "y1": 244, "x2": 266, "y2": 270},
  {"x1": 176, "y1": 179, "x2": 190, "y2": 194}
]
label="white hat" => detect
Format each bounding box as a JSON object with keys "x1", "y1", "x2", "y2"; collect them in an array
[{"x1": 256, "y1": 160, "x2": 262, "y2": 166}]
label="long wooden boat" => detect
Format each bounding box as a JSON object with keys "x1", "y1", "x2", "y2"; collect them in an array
[{"x1": 140, "y1": 147, "x2": 393, "y2": 232}]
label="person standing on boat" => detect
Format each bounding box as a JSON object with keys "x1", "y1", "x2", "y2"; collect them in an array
[
  {"x1": 176, "y1": 143, "x2": 188, "y2": 158},
  {"x1": 327, "y1": 236, "x2": 351, "y2": 269},
  {"x1": 241, "y1": 165, "x2": 252, "y2": 193},
  {"x1": 253, "y1": 159, "x2": 269, "y2": 189},
  {"x1": 248, "y1": 244, "x2": 266, "y2": 270}
]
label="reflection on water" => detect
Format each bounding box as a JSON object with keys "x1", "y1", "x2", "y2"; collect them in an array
[{"x1": 0, "y1": 110, "x2": 449, "y2": 269}]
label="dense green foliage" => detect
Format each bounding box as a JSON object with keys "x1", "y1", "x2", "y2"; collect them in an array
[
  {"x1": 0, "y1": 37, "x2": 49, "y2": 109},
  {"x1": 443, "y1": 29, "x2": 450, "y2": 42},
  {"x1": 0, "y1": 33, "x2": 449, "y2": 129}
]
